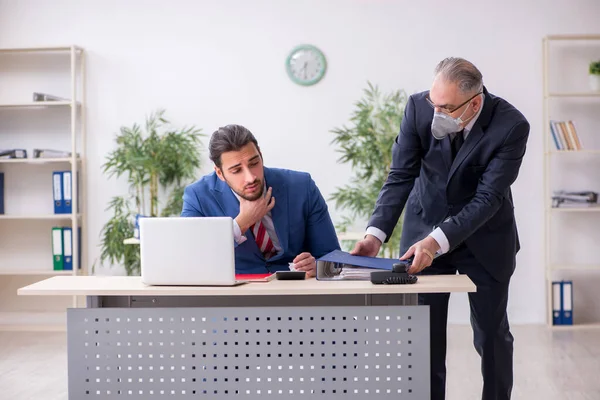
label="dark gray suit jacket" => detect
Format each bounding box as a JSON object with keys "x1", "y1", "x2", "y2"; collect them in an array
[{"x1": 368, "y1": 87, "x2": 530, "y2": 282}]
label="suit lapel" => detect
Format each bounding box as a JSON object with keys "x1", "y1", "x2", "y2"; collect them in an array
[
  {"x1": 448, "y1": 87, "x2": 493, "y2": 181},
  {"x1": 211, "y1": 177, "x2": 241, "y2": 220},
  {"x1": 448, "y1": 124, "x2": 485, "y2": 179},
  {"x1": 264, "y1": 168, "x2": 289, "y2": 260}
]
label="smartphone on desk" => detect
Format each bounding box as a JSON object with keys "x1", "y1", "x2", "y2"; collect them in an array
[{"x1": 275, "y1": 271, "x2": 306, "y2": 280}]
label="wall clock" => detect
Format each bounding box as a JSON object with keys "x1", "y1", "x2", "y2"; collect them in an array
[{"x1": 285, "y1": 44, "x2": 327, "y2": 86}]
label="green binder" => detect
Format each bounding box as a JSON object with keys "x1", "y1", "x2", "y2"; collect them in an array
[{"x1": 52, "y1": 227, "x2": 64, "y2": 270}]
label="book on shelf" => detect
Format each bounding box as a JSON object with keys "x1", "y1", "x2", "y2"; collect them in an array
[
  {"x1": 0, "y1": 149, "x2": 27, "y2": 159},
  {"x1": 549, "y1": 120, "x2": 583, "y2": 151}
]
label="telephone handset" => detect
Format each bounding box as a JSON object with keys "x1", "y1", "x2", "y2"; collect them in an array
[{"x1": 370, "y1": 256, "x2": 418, "y2": 285}]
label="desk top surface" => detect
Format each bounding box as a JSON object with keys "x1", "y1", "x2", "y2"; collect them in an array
[{"x1": 17, "y1": 275, "x2": 476, "y2": 296}]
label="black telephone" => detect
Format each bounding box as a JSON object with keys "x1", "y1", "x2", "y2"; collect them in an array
[{"x1": 370, "y1": 256, "x2": 418, "y2": 285}]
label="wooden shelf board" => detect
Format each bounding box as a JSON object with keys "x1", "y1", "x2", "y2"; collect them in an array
[
  {"x1": 547, "y1": 92, "x2": 600, "y2": 98},
  {"x1": 549, "y1": 264, "x2": 600, "y2": 270},
  {"x1": 0, "y1": 214, "x2": 81, "y2": 220},
  {"x1": 547, "y1": 150, "x2": 600, "y2": 155},
  {"x1": 545, "y1": 34, "x2": 600, "y2": 41},
  {"x1": 0, "y1": 46, "x2": 82, "y2": 53},
  {"x1": 0, "y1": 269, "x2": 73, "y2": 276},
  {"x1": 0, "y1": 158, "x2": 76, "y2": 164},
  {"x1": 0, "y1": 101, "x2": 79, "y2": 108},
  {"x1": 0, "y1": 311, "x2": 66, "y2": 332},
  {"x1": 549, "y1": 322, "x2": 600, "y2": 330},
  {"x1": 549, "y1": 206, "x2": 600, "y2": 212}
]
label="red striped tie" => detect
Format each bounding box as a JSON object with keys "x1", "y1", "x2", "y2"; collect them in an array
[{"x1": 252, "y1": 220, "x2": 275, "y2": 259}]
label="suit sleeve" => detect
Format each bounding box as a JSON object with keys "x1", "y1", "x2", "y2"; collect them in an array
[
  {"x1": 367, "y1": 95, "x2": 423, "y2": 241},
  {"x1": 181, "y1": 185, "x2": 204, "y2": 217},
  {"x1": 305, "y1": 176, "x2": 341, "y2": 257},
  {"x1": 439, "y1": 120, "x2": 530, "y2": 248}
]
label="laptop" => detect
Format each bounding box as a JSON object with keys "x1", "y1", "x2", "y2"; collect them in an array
[{"x1": 139, "y1": 216, "x2": 243, "y2": 286}]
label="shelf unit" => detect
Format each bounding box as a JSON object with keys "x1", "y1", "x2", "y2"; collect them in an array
[
  {"x1": 0, "y1": 45, "x2": 86, "y2": 331},
  {"x1": 542, "y1": 34, "x2": 600, "y2": 328}
]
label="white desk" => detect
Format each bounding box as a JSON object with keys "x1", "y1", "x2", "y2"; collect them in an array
[{"x1": 19, "y1": 275, "x2": 475, "y2": 400}]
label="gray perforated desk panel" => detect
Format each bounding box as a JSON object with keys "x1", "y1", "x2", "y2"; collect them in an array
[{"x1": 68, "y1": 294, "x2": 429, "y2": 399}]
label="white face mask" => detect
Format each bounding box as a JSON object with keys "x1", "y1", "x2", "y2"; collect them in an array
[{"x1": 430, "y1": 94, "x2": 480, "y2": 140}]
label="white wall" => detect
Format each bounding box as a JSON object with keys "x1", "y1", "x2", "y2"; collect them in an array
[{"x1": 1, "y1": 0, "x2": 599, "y2": 324}]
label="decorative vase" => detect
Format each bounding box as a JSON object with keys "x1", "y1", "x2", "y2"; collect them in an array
[{"x1": 590, "y1": 74, "x2": 600, "y2": 92}]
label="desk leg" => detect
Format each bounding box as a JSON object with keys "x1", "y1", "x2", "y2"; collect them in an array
[{"x1": 86, "y1": 296, "x2": 101, "y2": 308}]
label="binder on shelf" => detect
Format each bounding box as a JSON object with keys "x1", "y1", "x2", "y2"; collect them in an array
[
  {"x1": 61, "y1": 227, "x2": 82, "y2": 271},
  {"x1": 53, "y1": 171, "x2": 64, "y2": 214},
  {"x1": 63, "y1": 227, "x2": 72, "y2": 271},
  {"x1": 52, "y1": 227, "x2": 64, "y2": 270},
  {"x1": 0, "y1": 172, "x2": 4, "y2": 215},
  {"x1": 552, "y1": 281, "x2": 562, "y2": 325},
  {"x1": 562, "y1": 280, "x2": 573, "y2": 325},
  {"x1": 0, "y1": 149, "x2": 27, "y2": 159},
  {"x1": 63, "y1": 171, "x2": 72, "y2": 214}
]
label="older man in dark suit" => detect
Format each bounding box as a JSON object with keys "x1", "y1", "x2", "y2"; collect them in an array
[{"x1": 352, "y1": 57, "x2": 530, "y2": 400}]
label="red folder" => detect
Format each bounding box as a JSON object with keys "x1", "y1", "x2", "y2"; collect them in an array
[{"x1": 235, "y1": 273, "x2": 276, "y2": 282}]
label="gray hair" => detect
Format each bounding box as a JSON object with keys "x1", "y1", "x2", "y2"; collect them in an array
[{"x1": 434, "y1": 57, "x2": 483, "y2": 95}]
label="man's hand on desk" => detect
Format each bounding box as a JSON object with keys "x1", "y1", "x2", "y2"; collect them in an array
[
  {"x1": 350, "y1": 234, "x2": 382, "y2": 257},
  {"x1": 235, "y1": 187, "x2": 275, "y2": 232},
  {"x1": 293, "y1": 252, "x2": 316, "y2": 278},
  {"x1": 401, "y1": 236, "x2": 440, "y2": 274}
]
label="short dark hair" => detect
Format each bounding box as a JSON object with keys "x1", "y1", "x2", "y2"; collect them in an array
[{"x1": 209, "y1": 124, "x2": 261, "y2": 169}]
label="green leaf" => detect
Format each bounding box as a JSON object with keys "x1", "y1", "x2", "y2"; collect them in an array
[
  {"x1": 97, "y1": 110, "x2": 205, "y2": 275},
  {"x1": 330, "y1": 82, "x2": 408, "y2": 258}
]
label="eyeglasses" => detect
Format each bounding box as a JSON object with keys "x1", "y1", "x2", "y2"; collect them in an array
[{"x1": 426, "y1": 91, "x2": 482, "y2": 114}]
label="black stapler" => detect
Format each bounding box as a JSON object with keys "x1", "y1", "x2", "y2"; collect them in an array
[{"x1": 370, "y1": 256, "x2": 418, "y2": 284}]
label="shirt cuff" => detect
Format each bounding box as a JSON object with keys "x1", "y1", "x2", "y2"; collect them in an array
[
  {"x1": 232, "y1": 219, "x2": 247, "y2": 245},
  {"x1": 366, "y1": 226, "x2": 387, "y2": 244},
  {"x1": 429, "y1": 227, "x2": 450, "y2": 254}
]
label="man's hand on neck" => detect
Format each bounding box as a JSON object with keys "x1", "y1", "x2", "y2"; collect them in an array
[{"x1": 235, "y1": 186, "x2": 275, "y2": 233}]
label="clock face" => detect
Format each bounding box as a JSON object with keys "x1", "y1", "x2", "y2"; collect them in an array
[{"x1": 286, "y1": 45, "x2": 327, "y2": 86}]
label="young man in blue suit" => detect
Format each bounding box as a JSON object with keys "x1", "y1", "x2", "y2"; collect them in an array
[
  {"x1": 181, "y1": 124, "x2": 340, "y2": 277},
  {"x1": 352, "y1": 58, "x2": 530, "y2": 400}
]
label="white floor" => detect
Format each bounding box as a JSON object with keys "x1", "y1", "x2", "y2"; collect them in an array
[{"x1": 1, "y1": 325, "x2": 600, "y2": 400}]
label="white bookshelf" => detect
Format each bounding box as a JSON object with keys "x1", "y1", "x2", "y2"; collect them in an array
[
  {"x1": 542, "y1": 34, "x2": 600, "y2": 328},
  {"x1": 0, "y1": 45, "x2": 86, "y2": 331}
]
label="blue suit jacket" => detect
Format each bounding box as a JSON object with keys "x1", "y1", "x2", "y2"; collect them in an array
[
  {"x1": 181, "y1": 167, "x2": 340, "y2": 274},
  {"x1": 368, "y1": 87, "x2": 530, "y2": 282}
]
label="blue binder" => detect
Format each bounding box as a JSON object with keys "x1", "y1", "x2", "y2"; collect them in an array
[
  {"x1": 561, "y1": 280, "x2": 573, "y2": 325},
  {"x1": 552, "y1": 281, "x2": 562, "y2": 325},
  {"x1": 0, "y1": 172, "x2": 4, "y2": 214},
  {"x1": 53, "y1": 171, "x2": 64, "y2": 214}
]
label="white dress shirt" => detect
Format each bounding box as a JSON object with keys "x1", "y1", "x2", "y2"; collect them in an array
[
  {"x1": 231, "y1": 188, "x2": 282, "y2": 255},
  {"x1": 366, "y1": 96, "x2": 484, "y2": 254}
]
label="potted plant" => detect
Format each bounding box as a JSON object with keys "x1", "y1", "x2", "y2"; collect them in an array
[
  {"x1": 590, "y1": 60, "x2": 600, "y2": 91},
  {"x1": 97, "y1": 109, "x2": 204, "y2": 275},
  {"x1": 329, "y1": 82, "x2": 408, "y2": 258}
]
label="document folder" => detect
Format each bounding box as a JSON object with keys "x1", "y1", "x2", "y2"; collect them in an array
[
  {"x1": 552, "y1": 281, "x2": 562, "y2": 325},
  {"x1": 53, "y1": 172, "x2": 64, "y2": 214},
  {"x1": 316, "y1": 250, "x2": 398, "y2": 281},
  {"x1": 562, "y1": 280, "x2": 573, "y2": 325},
  {"x1": 52, "y1": 227, "x2": 64, "y2": 270},
  {"x1": 63, "y1": 227, "x2": 73, "y2": 270}
]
